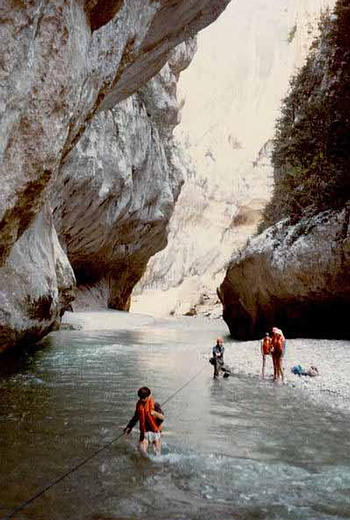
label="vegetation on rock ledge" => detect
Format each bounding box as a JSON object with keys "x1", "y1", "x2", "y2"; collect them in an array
[{"x1": 260, "y1": 0, "x2": 350, "y2": 231}]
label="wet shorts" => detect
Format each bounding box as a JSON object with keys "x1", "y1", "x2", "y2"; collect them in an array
[{"x1": 144, "y1": 431, "x2": 161, "y2": 443}]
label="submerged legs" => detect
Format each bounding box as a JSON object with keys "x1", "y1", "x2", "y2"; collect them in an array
[
  {"x1": 138, "y1": 438, "x2": 149, "y2": 457},
  {"x1": 152, "y1": 437, "x2": 162, "y2": 456}
]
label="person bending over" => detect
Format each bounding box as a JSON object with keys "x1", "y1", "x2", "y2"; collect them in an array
[
  {"x1": 212, "y1": 337, "x2": 225, "y2": 379},
  {"x1": 124, "y1": 386, "x2": 164, "y2": 456}
]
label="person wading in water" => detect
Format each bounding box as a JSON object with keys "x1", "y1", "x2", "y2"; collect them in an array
[
  {"x1": 271, "y1": 328, "x2": 285, "y2": 382},
  {"x1": 124, "y1": 387, "x2": 164, "y2": 456},
  {"x1": 261, "y1": 332, "x2": 272, "y2": 379},
  {"x1": 212, "y1": 337, "x2": 226, "y2": 379}
]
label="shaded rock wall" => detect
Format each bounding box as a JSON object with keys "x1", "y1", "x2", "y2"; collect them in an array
[
  {"x1": 53, "y1": 41, "x2": 196, "y2": 310},
  {"x1": 0, "y1": 1, "x2": 229, "y2": 350},
  {"x1": 0, "y1": 0, "x2": 229, "y2": 267},
  {"x1": 219, "y1": 208, "x2": 350, "y2": 339},
  {"x1": 0, "y1": 205, "x2": 75, "y2": 351}
]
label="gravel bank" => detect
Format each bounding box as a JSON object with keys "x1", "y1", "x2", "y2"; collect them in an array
[{"x1": 223, "y1": 337, "x2": 350, "y2": 412}]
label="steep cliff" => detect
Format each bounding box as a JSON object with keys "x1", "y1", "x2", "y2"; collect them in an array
[
  {"x1": 133, "y1": 0, "x2": 335, "y2": 316},
  {"x1": 0, "y1": 1, "x2": 230, "y2": 350},
  {"x1": 262, "y1": 0, "x2": 350, "y2": 228},
  {"x1": 53, "y1": 41, "x2": 197, "y2": 311},
  {"x1": 0, "y1": 0, "x2": 230, "y2": 267},
  {"x1": 220, "y1": 1, "x2": 350, "y2": 339}
]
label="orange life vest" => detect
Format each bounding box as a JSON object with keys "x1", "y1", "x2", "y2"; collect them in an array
[
  {"x1": 136, "y1": 397, "x2": 162, "y2": 435},
  {"x1": 262, "y1": 337, "x2": 271, "y2": 355},
  {"x1": 272, "y1": 335, "x2": 284, "y2": 354}
]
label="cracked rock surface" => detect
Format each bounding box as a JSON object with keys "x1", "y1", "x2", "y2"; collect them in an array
[{"x1": 0, "y1": 0, "x2": 230, "y2": 266}]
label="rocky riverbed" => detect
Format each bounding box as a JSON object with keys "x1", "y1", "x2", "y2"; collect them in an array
[
  {"x1": 223, "y1": 337, "x2": 350, "y2": 413},
  {"x1": 2, "y1": 310, "x2": 350, "y2": 520}
]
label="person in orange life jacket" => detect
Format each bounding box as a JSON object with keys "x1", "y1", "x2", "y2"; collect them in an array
[
  {"x1": 260, "y1": 332, "x2": 272, "y2": 379},
  {"x1": 124, "y1": 386, "x2": 164, "y2": 456},
  {"x1": 271, "y1": 327, "x2": 285, "y2": 382}
]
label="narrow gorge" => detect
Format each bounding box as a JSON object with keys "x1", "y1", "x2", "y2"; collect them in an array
[
  {"x1": 0, "y1": 1, "x2": 229, "y2": 351},
  {"x1": 0, "y1": 0, "x2": 349, "y2": 352},
  {"x1": 1, "y1": 4, "x2": 350, "y2": 518}
]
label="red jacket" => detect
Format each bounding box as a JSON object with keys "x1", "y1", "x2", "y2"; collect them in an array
[{"x1": 127, "y1": 397, "x2": 163, "y2": 440}]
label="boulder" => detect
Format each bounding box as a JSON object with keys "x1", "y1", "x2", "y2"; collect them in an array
[
  {"x1": 219, "y1": 207, "x2": 350, "y2": 339},
  {"x1": 0, "y1": 205, "x2": 75, "y2": 351}
]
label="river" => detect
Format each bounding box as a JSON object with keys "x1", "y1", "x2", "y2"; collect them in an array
[{"x1": 1, "y1": 312, "x2": 350, "y2": 520}]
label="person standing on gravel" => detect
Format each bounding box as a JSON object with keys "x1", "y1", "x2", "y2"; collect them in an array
[
  {"x1": 271, "y1": 328, "x2": 285, "y2": 382},
  {"x1": 212, "y1": 337, "x2": 225, "y2": 378},
  {"x1": 261, "y1": 332, "x2": 272, "y2": 378}
]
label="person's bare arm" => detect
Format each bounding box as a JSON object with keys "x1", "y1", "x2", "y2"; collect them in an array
[
  {"x1": 151, "y1": 403, "x2": 164, "y2": 421},
  {"x1": 124, "y1": 408, "x2": 138, "y2": 434},
  {"x1": 151, "y1": 410, "x2": 164, "y2": 420}
]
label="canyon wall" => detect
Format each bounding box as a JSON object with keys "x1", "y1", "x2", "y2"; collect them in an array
[
  {"x1": 0, "y1": 204, "x2": 75, "y2": 351},
  {"x1": 0, "y1": 1, "x2": 230, "y2": 350},
  {"x1": 219, "y1": 208, "x2": 350, "y2": 340},
  {"x1": 132, "y1": 0, "x2": 336, "y2": 317},
  {"x1": 53, "y1": 40, "x2": 197, "y2": 311},
  {"x1": 220, "y1": 0, "x2": 350, "y2": 339}
]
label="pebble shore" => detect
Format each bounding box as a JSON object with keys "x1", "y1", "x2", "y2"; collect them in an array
[{"x1": 223, "y1": 337, "x2": 350, "y2": 412}]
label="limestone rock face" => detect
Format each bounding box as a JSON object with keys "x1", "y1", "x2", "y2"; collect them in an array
[
  {"x1": 0, "y1": 1, "x2": 229, "y2": 350},
  {"x1": 53, "y1": 41, "x2": 197, "y2": 311},
  {"x1": 219, "y1": 208, "x2": 350, "y2": 340},
  {"x1": 0, "y1": 206, "x2": 75, "y2": 352},
  {"x1": 133, "y1": 0, "x2": 336, "y2": 317},
  {"x1": 0, "y1": 0, "x2": 230, "y2": 268}
]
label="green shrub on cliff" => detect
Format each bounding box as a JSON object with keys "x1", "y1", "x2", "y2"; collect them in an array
[{"x1": 260, "y1": 1, "x2": 350, "y2": 230}]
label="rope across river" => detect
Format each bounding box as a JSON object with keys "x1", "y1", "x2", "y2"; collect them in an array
[{"x1": 2, "y1": 364, "x2": 207, "y2": 520}]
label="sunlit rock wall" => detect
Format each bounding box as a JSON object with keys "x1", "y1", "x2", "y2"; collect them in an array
[{"x1": 133, "y1": 0, "x2": 336, "y2": 317}]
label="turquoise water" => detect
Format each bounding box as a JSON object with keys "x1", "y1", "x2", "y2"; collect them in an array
[{"x1": 0, "y1": 315, "x2": 350, "y2": 520}]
